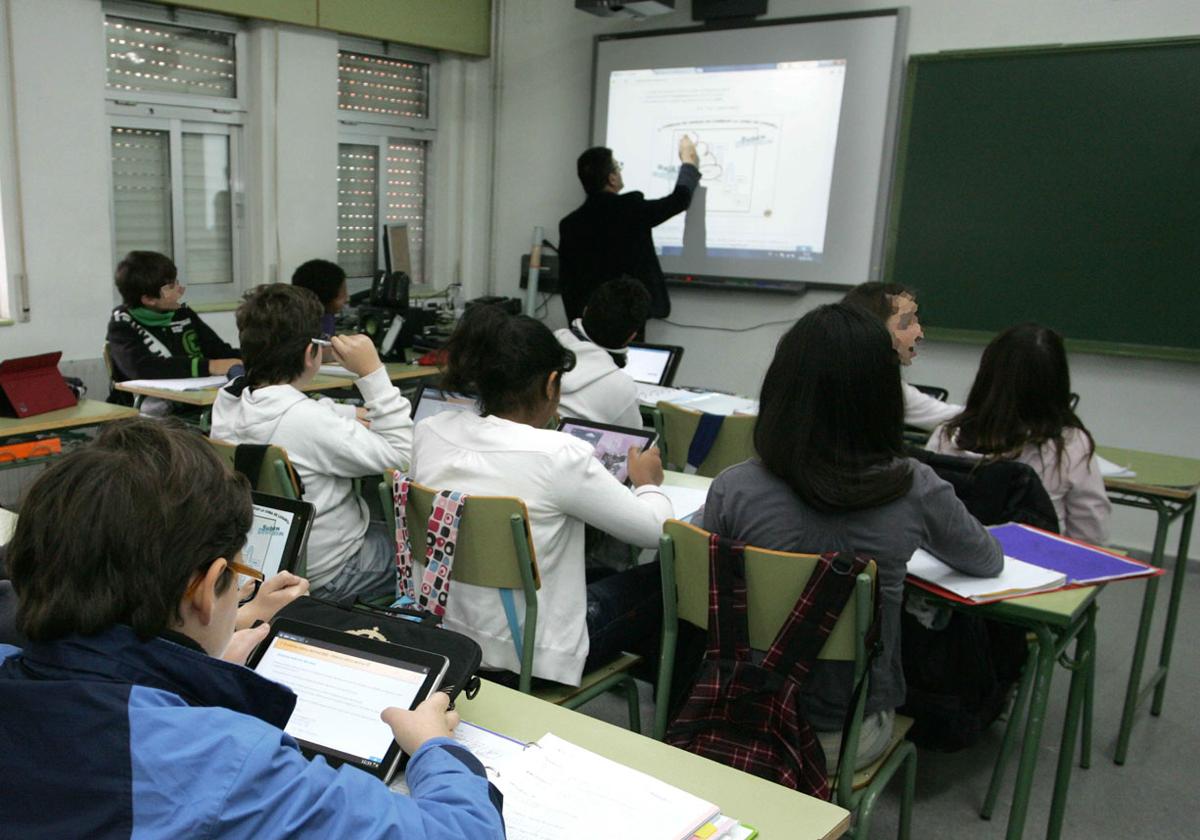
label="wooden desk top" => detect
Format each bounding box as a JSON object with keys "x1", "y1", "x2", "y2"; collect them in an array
[
  {"x1": 0, "y1": 400, "x2": 139, "y2": 436},
  {"x1": 458, "y1": 680, "x2": 850, "y2": 839},
  {"x1": 114, "y1": 362, "x2": 438, "y2": 407},
  {"x1": 1097, "y1": 445, "x2": 1200, "y2": 501}
]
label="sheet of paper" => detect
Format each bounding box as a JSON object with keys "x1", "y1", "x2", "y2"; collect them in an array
[
  {"x1": 659, "y1": 484, "x2": 709, "y2": 521},
  {"x1": 319, "y1": 364, "x2": 357, "y2": 378},
  {"x1": 389, "y1": 721, "x2": 525, "y2": 795},
  {"x1": 120, "y1": 375, "x2": 227, "y2": 392},
  {"x1": 1095, "y1": 454, "x2": 1136, "y2": 479},
  {"x1": 637, "y1": 383, "x2": 696, "y2": 407},
  {"x1": 909, "y1": 548, "x2": 1066, "y2": 603},
  {"x1": 495, "y1": 733, "x2": 719, "y2": 840},
  {"x1": 668, "y1": 393, "x2": 759, "y2": 416}
]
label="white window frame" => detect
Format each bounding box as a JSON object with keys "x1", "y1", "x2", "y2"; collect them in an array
[
  {"x1": 103, "y1": 2, "x2": 248, "y2": 305},
  {"x1": 0, "y1": 2, "x2": 23, "y2": 323},
  {"x1": 336, "y1": 39, "x2": 437, "y2": 284}
]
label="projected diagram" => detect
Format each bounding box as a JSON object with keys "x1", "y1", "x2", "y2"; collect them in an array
[
  {"x1": 654, "y1": 119, "x2": 780, "y2": 215},
  {"x1": 243, "y1": 509, "x2": 289, "y2": 575}
]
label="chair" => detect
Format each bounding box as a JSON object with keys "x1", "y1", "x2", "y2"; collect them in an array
[
  {"x1": 380, "y1": 475, "x2": 644, "y2": 731},
  {"x1": 655, "y1": 520, "x2": 916, "y2": 839},
  {"x1": 207, "y1": 439, "x2": 305, "y2": 572},
  {"x1": 904, "y1": 383, "x2": 951, "y2": 445},
  {"x1": 655, "y1": 401, "x2": 756, "y2": 477}
]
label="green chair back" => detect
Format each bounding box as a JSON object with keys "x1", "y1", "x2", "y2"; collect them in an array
[
  {"x1": 205, "y1": 438, "x2": 302, "y2": 500},
  {"x1": 656, "y1": 401, "x2": 756, "y2": 477}
]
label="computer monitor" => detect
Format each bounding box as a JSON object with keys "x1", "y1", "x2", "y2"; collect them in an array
[{"x1": 623, "y1": 343, "x2": 683, "y2": 386}]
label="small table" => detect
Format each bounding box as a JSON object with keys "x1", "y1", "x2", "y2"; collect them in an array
[
  {"x1": 458, "y1": 679, "x2": 851, "y2": 839},
  {"x1": 0, "y1": 400, "x2": 141, "y2": 471},
  {"x1": 1096, "y1": 445, "x2": 1200, "y2": 765}
]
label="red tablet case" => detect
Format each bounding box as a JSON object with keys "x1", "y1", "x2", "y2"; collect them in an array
[{"x1": 0, "y1": 352, "x2": 77, "y2": 418}]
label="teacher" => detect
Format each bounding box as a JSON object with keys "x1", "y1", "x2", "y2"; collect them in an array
[{"x1": 559, "y1": 136, "x2": 701, "y2": 322}]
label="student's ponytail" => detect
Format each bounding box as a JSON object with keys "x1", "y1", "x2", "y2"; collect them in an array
[{"x1": 443, "y1": 305, "x2": 575, "y2": 417}]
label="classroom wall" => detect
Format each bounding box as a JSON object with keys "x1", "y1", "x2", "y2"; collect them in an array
[{"x1": 487, "y1": 0, "x2": 1200, "y2": 552}]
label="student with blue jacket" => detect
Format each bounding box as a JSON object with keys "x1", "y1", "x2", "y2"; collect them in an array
[{"x1": 0, "y1": 418, "x2": 505, "y2": 839}]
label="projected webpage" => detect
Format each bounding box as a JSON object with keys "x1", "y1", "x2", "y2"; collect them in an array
[
  {"x1": 256, "y1": 632, "x2": 428, "y2": 767},
  {"x1": 606, "y1": 60, "x2": 846, "y2": 264}
]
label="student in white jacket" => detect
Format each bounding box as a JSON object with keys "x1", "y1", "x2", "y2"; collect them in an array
[
  {"x1": 554, "y1": 277, "x2": 649, "y2": 429},
  {"x1": 927, "y1": 323, "x2": 1111, "y2": 544},
  {"x1": 413, "y1": 305, "x2": 673, "y2": 686},
  {"x1": 843, "y1": 282, "x2": 963, "y2": 430},
  {"x1": 211, "y1": 284, "x2": 413, "y2": 601}
]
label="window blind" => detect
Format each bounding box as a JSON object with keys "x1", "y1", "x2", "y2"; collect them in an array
[
  {"x1": 106, "y1": 15, "x2": 236, "y2": 99},
  {"x1": 181, "y1": 133, "x2": 233, "y2": 286},
  {"x1": 338, "y1": 51, "x2": 428, "y2": 121},
  {"x1": 384, "y1": 140, "x2": 427, "y2": 284},
  {"x1": 337, "y1": 143, "x2": 380, "y2": 279},
  {"x1": 110, "y1": 127, "x2": 172, "y2": 258}
]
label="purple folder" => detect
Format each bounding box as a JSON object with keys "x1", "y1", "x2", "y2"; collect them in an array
[{"x1": 989, "y1": 523, "x2": 1153, "y2": 585}]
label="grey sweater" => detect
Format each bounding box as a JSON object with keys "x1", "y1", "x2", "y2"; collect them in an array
[{"x1": 703, "y1": 458, "x2": 1003, "y2": 731}]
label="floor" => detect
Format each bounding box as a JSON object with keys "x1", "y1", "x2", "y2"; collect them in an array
[{"x1": 581, "y1": 553, "x2": 1199, "y2": 839}]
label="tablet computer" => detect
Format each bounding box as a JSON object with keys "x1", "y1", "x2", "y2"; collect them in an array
[
  {"x1": 624, "y1": 343, "x2": 684, "y2": 387},
  {"x1": 243, "y1": 493, "x2": 314, "y2": 580},
  {"x1": 248, "y1": 619, "x2": 450, "y2": 782},
  {"x1": 557, "y1": 417, "x2": 656, "y2": 485},
  {"x1": 409, "y1": 384, "x2": 479, "y2": 425}
]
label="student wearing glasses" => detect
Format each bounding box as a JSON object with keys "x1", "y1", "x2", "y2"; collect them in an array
[
  {"x1": 412, "y1": 305, "x2": 672, "y2": 687},
  {"x1": 0, "y1": 419, "x2": 504, "y2": 839},
  {"x1": 106, "y1": 251, "x2": 242, "y2": 406}
]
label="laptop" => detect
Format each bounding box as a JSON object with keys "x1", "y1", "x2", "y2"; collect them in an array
[
  {"x1": 410, "y1": 384, "x2": 479, "y2": 425},
  {"x1": 624, "y1": 343, "x2": 683, "y2": 386},
  {"x1": 0, "y1": 352, "x2": 77, "y2": 418},
  {"x1": 241, "y1": 492, "x2": 315, "y2": 580},
  {"x1": 557, "y1": 417, "x2": 657, "y2": 485}
]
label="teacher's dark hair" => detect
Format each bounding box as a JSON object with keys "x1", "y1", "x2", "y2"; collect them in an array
[
  {"x1": 755, "y1": 303, "x2": 912, "y2": 512},
  {"x1": 943, "y1": 323, "x2": 1094, "y2": 470},
  {"x1": 577, "y1": 146, "x2": 617, "y2": 195},
  {"x1": 443, "y1": 304, "x2": 576, "y2": 418},
  {"x1": 841, "y1": 281, "x2": 915, "y2": 323},
  {"x1": 8, "y1": 418, "x2": 251, "y2": 642}
]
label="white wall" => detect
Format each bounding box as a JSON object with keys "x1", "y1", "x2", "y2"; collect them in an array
[{"x1": 489, "y1": 0, "x2": 1200, "y2": 551}]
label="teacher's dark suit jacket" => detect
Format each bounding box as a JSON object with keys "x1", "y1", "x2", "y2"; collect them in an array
[{"x1": 558, "y1": 163, "x2": 701, "y2": 322}]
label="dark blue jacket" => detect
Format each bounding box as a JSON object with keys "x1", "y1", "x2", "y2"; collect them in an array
[{"x1": 0, "y1": 625, "x2": 505, "y2": 838}]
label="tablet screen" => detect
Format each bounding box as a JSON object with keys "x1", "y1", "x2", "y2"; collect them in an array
[
  {"x1": 412, "y1": 387, "x2": 478, "y2": 425},
  {"x1": 559, "y1": 419, "x2": 655, "y2": 484},
  {"x1": 254, "y1": 629, "x2": 435, "y2": 770},
  {"x1": 624, "y1": 346, "x2": 674, "y2": 385},
  {"x1": 243, "y1": 504, "x2": 296, "y2": 579}
]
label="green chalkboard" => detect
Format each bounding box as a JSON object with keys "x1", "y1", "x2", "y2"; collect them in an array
[{"x1": 885, "y1": 39, "x2": 1200, "y2": 362}]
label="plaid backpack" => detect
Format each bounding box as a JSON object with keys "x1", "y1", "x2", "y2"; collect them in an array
[{"x1": 665, "y1": 534, "x2": 869, "y2": 799}]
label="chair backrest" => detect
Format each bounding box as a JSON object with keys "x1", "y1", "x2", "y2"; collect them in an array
[
  {"x1": 399, "y1": 477, "x2": 541, "y2": 591},
  {"x1": 205, "y1": 438, "x2": 302, "y2": 500},
  {"x1": 101, "y1": 344, "x2": 115, "y2": 380},
  {"x1": 662, "y1": 519, "x2": 873, "y2": 661},
  {"x1": 656, "y1": 401, "x2": 756, "y2": 477}
]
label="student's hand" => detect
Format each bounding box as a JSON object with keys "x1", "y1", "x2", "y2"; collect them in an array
[
  {"x1": 627, "y1": 445, "x2": 665, "y2": 487},
  {"x1": 678, "y1": 135, "x2": 699, "y2": 168},
  {"x1": 330, "y1": 334, "x2": 384, "y2": 379},
  {"x1": 382, "y1": 692, "x2": 460, "y2": 755},
  {"x1": 220, "y1": 622, "x2": 271, "y2": 665},
  {"x1": 236, "y1": 572, "x2": 310, "y2": 629},
  {"x1": 355, "y1": 406, "x2": 371, "y2": 429},
  {"x1": 209, "y1": 358, "x2": 243, "y2": 376}
]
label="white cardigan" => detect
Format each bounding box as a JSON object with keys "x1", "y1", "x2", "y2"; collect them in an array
[
  {"x1": 411, "y1": 411, "x2": 673, "y2": 685},
  {"x1": 928, "y1": 425, "x2": 1111, "y2": 544}
]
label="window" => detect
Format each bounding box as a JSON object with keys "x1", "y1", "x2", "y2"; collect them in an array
[
  {"x1": 105, "y1": 6, "x2": 245, "y2": 302},
  {"x1": 336, "y1": 42, "x2": 435, "y2": 285}
]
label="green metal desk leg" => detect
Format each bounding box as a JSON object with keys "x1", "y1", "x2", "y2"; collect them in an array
[
  {"x1": 1047, "y1": 604, "x2": 1096, "y2": 840},
  {"x1": 1081, "y1": 630, "x2": 1094, "y2": 770},
  {"x1": 1005, "y1": 625, "x2": 1057, "y2": 840},
  {"x1": 1151, "y1": 502, "x2": 1195, "y2": 716},
  {"x1": 1114, "y1": 506, "x2": 1171, "y2": 765},
  {"x1": 981, "y1": 641, "x2": 1038, "y2": 820}
]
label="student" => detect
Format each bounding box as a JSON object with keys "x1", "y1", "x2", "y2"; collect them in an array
[
  {"x1": 554, "y1": 277, "x2": 650, "y2": 429},
  {"x1": 106, "y1": 251, "x2": 241, "y2": 404},
  {"x1": 211, "y1": 284, "x2": 413, "y2": 602},
  {"x1": 702, "y1": 303, "x2": 1002, "y2": 770},
  {"x1": 0, "y1": 419, "x2": 504, "y2": 838},
  {"x1": 292, "y1": 258, "x2": 349, "y2": 339},
  {"x1": 928, "y1": 323, "x2": 1111, "y2": 544},
  {"x1": 412, "y1": 305, "x2": 672, "y2": 687},
  {"x1": 842, "y1": 281, "x2": 963, "y2": 430}
]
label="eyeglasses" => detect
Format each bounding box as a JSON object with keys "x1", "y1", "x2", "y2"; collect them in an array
[
  {"x1": 612, "y1": 160, "x2": 624, "y2": 173},
  {"x1": 183, "y1": 558, "x2": 265, "y2": 606}
]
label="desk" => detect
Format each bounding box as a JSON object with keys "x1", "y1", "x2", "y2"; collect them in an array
[
  {"x1": 0, "y1": 399, "x2": 139, "y2": 436},
  {"x1": 1096, "y1": 445, "x2": 1200, "y2": 765},
  {"x1": 458, "y1": 679, "x2": 850, "y2": 839},
  {"x1": 114, "y1": 362, "x2": 438, "y2": 407}
]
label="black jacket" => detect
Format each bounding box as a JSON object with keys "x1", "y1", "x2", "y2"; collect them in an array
[
  {"x1": 558, "y1": 163, "x2": 700, "y2": 321},
  {"x1": 105, "y1": 305, "x2": 237, "y2": 404}
]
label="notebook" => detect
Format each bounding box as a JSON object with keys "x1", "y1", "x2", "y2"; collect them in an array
[
  {"x1": 119, "y1": 375, "x2": 227, "y2": 392},
  {"x1": 908, "y1": 548, "x2": 1066, "y2": 604}
]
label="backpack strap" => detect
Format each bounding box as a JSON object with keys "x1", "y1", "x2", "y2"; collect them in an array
[
  {"x1": 232, "y1": 444, "x2": 269, "y2": 490},
  {"x1": 760, "y1": 551, "x2": 868, "y2": 686},
  {"x1": 706, "y1": 533, "x2": 751, "y2": 667},
  {"x1": 685, "y1": 414, "x2": 725, "y2": 474},
  {"x1": 394, "y1": 473, "x2": 419, "y2": 604},
  {"x1": 415, "y1": 489, "x2": 467, "y2": 616}
]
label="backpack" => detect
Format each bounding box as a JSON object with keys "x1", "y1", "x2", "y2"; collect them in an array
[{"x1": 665, "y1": 534, "x2": 869, "y2": 799}]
